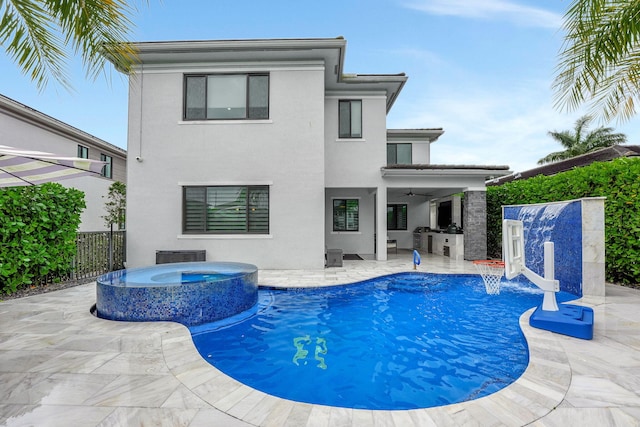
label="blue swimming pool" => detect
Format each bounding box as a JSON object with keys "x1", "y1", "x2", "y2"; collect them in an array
[{"x1": 190, "y1": 273, "x2": 577, "y2": 410}]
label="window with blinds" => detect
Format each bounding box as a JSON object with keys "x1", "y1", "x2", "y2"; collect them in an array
[
  {"x1": 183, "y1": 185, "x2": 269, "y2": 234},
  {"x1": 387, "y1": 204, "x2": 408, "y2": 230},
  {"x1": 333, "y1": 199, "x2": 359, "y2": 232}
]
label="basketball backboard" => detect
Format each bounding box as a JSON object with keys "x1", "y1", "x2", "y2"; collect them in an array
[{"x1": 503, "y1": 219, "x2": 524, "y2": 280}]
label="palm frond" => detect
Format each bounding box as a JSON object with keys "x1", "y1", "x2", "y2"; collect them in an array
[
  {"x1": 1, "y1": 0, "x2": 144, "y2": 90},
  {"x1": 554, "y1": 0, "x2": 640, "y2": 123},
  {"x1": 45, "y1": 0, "x2": 140, "y2": 79},
  {"x1": 538, "y1": 150, "x2": 574, "y2": 165},
  {"x1": 547, "y1": 130, "x2": 578, "y2": 150},
  {"x1": 541, "y1": 113, "x2": 627, "y2": 163},
  {"x1": 0, "y1": 0, "x2": 69, "y2": 90}
]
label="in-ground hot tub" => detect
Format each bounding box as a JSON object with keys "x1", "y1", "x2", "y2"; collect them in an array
[{"x1": 96, "y1": 262, "x2": 258, "y2": 326}]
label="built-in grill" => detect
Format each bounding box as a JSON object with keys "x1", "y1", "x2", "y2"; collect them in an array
[{"x1": 413, "y1": 227, "x2": 427, "y2": 250}]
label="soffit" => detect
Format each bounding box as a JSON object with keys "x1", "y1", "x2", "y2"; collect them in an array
[
  {"x1": 387, "y1": 128, "x2": 445, "y2": 143},
  {"x1": 126, "y1": 38, "x2": 406, "y2": 112},
  {"x1": 381, "y1": 164, "x2": 511, "y2": 178}
]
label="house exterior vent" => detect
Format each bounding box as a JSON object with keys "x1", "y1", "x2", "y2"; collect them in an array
[{"x1": 155, "y1": 250, "x2": 206, "y2": 264}]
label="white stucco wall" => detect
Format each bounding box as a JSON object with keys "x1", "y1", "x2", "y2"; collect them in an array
[
  {"x1": 386, "y1": 197, "x2": 430, "y2": 249},
  {"x1": 63, "y1": 176, "x2": 115, "y2": 231},
  {"x1": 323, "y1": 95, "x2": 391, "y2": 257},
  {"x1": 324, "y1": 95, "x2": 388, "y2": 187},
  {"x1": 412, "y1": 142, "x2": 430, "y2": 164},
  {"x1": 125, "y1": 65, "x2": 326, "y2": 269},
  {"x1": 325, "y1": 188, "x2": 376, "y2": 255}
]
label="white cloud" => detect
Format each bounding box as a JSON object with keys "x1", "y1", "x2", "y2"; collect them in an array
[
  {"x1": 403, "y1": 0, "x2": 563, "y2": 29},
  {"x1": 389, "y1": 81, "x2": 582, "y2": 173}
]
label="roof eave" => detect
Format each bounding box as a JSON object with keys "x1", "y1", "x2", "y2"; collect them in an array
[{"x1": 381, "y1": 165, "x2": 512, "y2": 178}]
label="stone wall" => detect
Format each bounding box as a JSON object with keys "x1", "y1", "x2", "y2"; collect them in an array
[{"x1": 463, "y1": 190, "x2": 487, "y2": 260}]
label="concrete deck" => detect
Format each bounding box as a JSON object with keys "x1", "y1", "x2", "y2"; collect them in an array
[{"x1": 1, "y1": 252, "x2": 639, "y2": 426}]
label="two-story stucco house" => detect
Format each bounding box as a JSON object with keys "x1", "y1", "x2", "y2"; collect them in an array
[
  {"x1": 0, "y1": 94, "x2": 127, "y2": 231},
  {"x1": 109, "y1": 37, "x2": 509, "y2": 269}
]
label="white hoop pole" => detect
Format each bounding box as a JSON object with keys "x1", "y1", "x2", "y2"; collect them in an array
[{"x1": 542, "y1": 242, "x2": 560, "y2": 311}]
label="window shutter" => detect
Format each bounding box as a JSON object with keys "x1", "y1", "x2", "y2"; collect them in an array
[
  {"x1": 398, "y1": 205, "x2": 408, "y2": 230},
  {"x1": 184, "y1": 187, "x2": 206, "y2": 231},
  {"x1": 183, "y1": 185, "x2": 269, "y2": 234},
  {"x1": 248, "y1": 186, "x2": 269, "y2": 233},
  {"x1": 207, "y1": 187, "x2": 247, "y2": 232}
]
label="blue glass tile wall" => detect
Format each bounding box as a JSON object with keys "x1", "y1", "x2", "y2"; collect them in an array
[
  {"x1": 504, "y1": 200, "x2": 583, "y2": 297},
  {"x1": 96, "y1": 263, "x2": 258, "y2": 326}
]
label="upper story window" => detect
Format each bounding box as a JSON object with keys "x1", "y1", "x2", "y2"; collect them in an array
[
  {"x1": 100, "y1": 154, "x2": 112, "y2": 178},
  {"x1": 183, "y1": 185, "x2": 269, "y2": 234},
  {"x1": 387, "y1": 204, "x2": 408, "y2": 230},
  {"x1": 333, "y1": 199, "x2": 359, "y2": 231},
  {"x1": 338, "y1": 100, "x2": 362, "y2": 138},
  {"x1": 184, "y1": 74, "x2": 269, "y2": 120},
  {"x1": 387, "y1": 143, "x2": 412, "y2": 165},
  {"x1": 77, "y1": 145, "x2": 88, "y2": 159}
]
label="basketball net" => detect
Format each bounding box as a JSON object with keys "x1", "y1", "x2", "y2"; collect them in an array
[{"x1": 473, "y1": 260, "x2": 505, "y2": 295}]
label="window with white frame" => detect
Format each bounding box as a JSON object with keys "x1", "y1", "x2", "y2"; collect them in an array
[
  {"x1": 184, "y1": 74, "x2": 269, "y2": 120},
  {"x1": 183, "y1": 185, "x2": 269, "y2": 234},
  {"x1": 387, "y1": 204, "x2": 408, "y2": 230},
  {"x1": 333, "y1": 199, "x2": 359, "y2": 231},
  {"x1": 100, "y1": 154, "x2": 112, "y2": 178},
  {"x1": 338, "y1": 100, "x2": 362, "y2": 138},
  {"x1": 387, "y1": 143, "x2": 412, "y2": 165}
]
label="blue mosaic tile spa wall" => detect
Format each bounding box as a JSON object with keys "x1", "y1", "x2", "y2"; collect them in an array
[
  {"x1": 97, "y1": 262, "x2": 259, "y2": 326},
  {"x1": 504, "y1": 200, "x2": 583, "y2": 296}
]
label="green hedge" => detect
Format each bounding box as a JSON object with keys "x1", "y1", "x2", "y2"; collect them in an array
[
  {"x1": 487, "y1": 157, "x2": 640, "y2": 284},
  {"x1": 0, "y1": 183, "x2": 85, "y2": 294}
]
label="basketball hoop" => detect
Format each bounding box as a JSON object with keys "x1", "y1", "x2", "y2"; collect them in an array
[{"x1": 473, "y1": 260, "x2": 505, "y2": 295}]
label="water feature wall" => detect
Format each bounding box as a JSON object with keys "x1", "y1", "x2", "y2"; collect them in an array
[{"x1": 503, "y1": 197, "x2": 605, "y2": 298}]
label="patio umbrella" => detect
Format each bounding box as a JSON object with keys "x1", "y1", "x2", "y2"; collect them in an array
[{"x1": 0, "y1": 145, "x2": 106, "y2": 187}]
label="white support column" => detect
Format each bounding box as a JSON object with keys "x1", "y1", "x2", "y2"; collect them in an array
[{"x1": 376, "y1": 186, "x2": 387, "y2": 261}]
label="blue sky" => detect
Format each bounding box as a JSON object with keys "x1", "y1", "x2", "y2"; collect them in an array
[{"x1": 1, "y1": 0, "x2": 638, "y2": 172}]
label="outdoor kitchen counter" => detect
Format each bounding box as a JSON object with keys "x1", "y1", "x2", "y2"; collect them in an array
[{"x1": 422, "y1": 231, "x2": 464, "y2": 261}]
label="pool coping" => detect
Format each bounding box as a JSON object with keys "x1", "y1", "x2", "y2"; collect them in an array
[{"x1": 8, "y1": 251, "x2": 631, "y2": 426}]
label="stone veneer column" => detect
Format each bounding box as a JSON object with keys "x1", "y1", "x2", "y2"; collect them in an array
[
  {"x1": 581, "y1": 197, "x2": 606, "y2": 298},
  {"x1": 463, "y1": 190, "x2": 487, "y2": 260}
]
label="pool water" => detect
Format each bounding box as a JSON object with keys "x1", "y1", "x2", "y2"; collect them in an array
[{"x1": 190, "y1": 273, "x2": 577, "y2": 410}]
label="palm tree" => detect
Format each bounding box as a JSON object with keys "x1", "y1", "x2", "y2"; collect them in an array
[
  {"x1": 538, "y1": 115, "x2": 627, "y2": 164},
  {"x1": 554, "y1": 0, "x2": 640, "y2": 123},
  {"x1": 0, "y1": 0, "x2": 143, "y2": 91}
]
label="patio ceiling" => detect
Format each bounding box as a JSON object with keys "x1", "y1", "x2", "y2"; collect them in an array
[{"x1": 383, "y1": 164, "x2": 511, "y2": 200}]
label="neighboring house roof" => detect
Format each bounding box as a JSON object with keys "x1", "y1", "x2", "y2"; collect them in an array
[
  {"x1": 107, "y1": 37, "x2": 407, "y2": 113},
  {"x1": 0, "y1": 94, "x2": 127, "y2": 158},
  {"x1": 486, "y1": 145, "x2": 640, "y2": 186}
]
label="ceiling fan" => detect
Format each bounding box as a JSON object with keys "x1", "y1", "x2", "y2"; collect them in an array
[{"x1": 404, "y1": 189, "x2": 431, "y2": 197}]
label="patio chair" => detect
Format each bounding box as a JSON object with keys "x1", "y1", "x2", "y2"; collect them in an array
[{"x1": 387, "y1": 237, "x2": 397, "y2": 254}]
